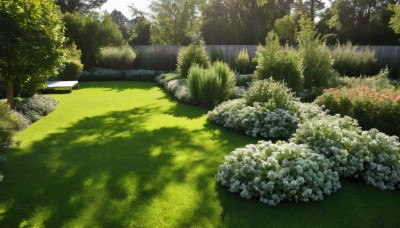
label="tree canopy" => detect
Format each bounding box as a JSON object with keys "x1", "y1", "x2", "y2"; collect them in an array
[
  {"x1": 150, "y1": 0, "x2": 205, "y2": 45},
  {"x1": 0, "y1": 0, "x2": 65, "y2": 106},
  {"x1": 55, "y1": 0, "x2": 107, "y2": 13},
  {"x1": 390, "y1": 3, "x2": 400, "y2": 34},
  {"x1": 63, "y1": 12, "x2": 124, "y2": 67}
]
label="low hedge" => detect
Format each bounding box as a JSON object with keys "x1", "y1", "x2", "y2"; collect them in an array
[{"x1": 79, "y1": 69, "x2": 163, "y2": 82}]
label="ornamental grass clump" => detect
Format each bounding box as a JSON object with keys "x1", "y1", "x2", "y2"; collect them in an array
[
  {"x1": 292, "y1": 115, "x2": 369, "y2": 178},
  {"x1": 234, "y1": 49, "x2": 252, "y2": 74},
  {"x1": 333, "y1": 42, "x2": 378, "y2": 77},
  {"x1": 187, "y1": 62, "x2": 235, "y2": 106},
  {"x1": 177, "y1": 44, "x2": 210, "y2": 78},
  {"x1": 216, "y1": 141, "x2": 341, "y2": 205},
  {"x1": 99, "y1": 45, "x2": 136, "y2": 69}
]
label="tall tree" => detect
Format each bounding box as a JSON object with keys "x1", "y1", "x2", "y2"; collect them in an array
[
  {"x1": 110, "y1": 10, "x2": 131, "y2": 40},
  {"x1": 327, "y1": 0, "x2": 398, "y2": 44},
  {"x1": 128, "y1": 4, "x2": 151, "y2": 45},
  {"x1": 390, "y1": 2, "x2": 400, "y2": 34},
  {"x1": 202, "y1": 0, "x2": 294, "y2": 45},
  {"x1": 55, "y1": 0, "x2": 107, "y2": 13},
  {"x1": 63, "y1": 12, "x2": 124, "y2": 67},
  {"x1": 149, "y1": 0, "x2": 205, "y2": 45},
  {"x1": 0, "y1": 0, "x2": 65, "y2": 106}
]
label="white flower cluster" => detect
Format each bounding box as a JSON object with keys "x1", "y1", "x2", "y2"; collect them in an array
[
  {"x1": 292, "y1": 115, "x2": 367, "y2": 177},
  {"x1": 208, "y1": 99, "x2": 299, "y2": 140},
  {"x1": 216, "y1": 141, "x2": 341, "y2": 205},
  {"x1": 293, "y1": 115, "x2": 400, "y2": 190},
  {"x1": 359, "y1": 129, "x2": 400, "y2": 190}
]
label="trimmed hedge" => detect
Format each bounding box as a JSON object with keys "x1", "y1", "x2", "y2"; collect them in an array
[{"x1": 79, "y1": 69, "x2": 163, "y2": 82}]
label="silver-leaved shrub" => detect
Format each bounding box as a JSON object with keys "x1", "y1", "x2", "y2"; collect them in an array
[
  {"x1": 216, "y1": 141, "x2": 341, "y2": 205},
  {"x1": 208, "y1": 99, "x2": 299, "y2": 140},
  {"x1": 360, "y1": 129, "x2": 400, "y2": 190},
  {"x1": 292, "y1": 115, "x2": 369, "y2": 178}
]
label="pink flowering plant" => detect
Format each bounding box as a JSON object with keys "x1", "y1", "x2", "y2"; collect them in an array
[{"x1": 315, "y1": 86, "x2": 400, "y2": 136}]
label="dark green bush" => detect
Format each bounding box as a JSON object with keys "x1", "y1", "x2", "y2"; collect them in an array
[
  {"x1": 254, "y1": 32, "x2": 303, "y2": 93},
  {"x1": 315, "y1": 87, "x2": 400, "y2": 136},
  {"x1": 236, "y1": 74, "x2": 254, "y2": 87},
  {"x1": 333, "y1": 42, "x2": 379, "y2": 77},
  {"x1": 15, "y1": 95, "x2": 57, "y2": 123},
  {"x1": 244, "y1": 78, "x2": 297, "y2": 110},
  {"x1": 210, "y1": 48, "x2": 224, "y2": 62},
  {"x1": 63, "y1": 12, "x2": 124, "y2": 68},
  {"x1": 177, "y1": 44, "x2": 210, "y2": 78},
  {"x1": 58, "y1": 60, "x2": 83, "y2": 81},
  {"x1": 187, "y1": 61, "x2": 235, "y2": 106},
  {"x1": 99, "y1": 45, "x2": 136, "y2": 69}
]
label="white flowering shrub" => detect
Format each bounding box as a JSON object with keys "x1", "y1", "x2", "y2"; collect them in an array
[
  {"x1": 292, "y1": 101, "x2": 326, "y2": 122},
  {"x1": 216, "y1": 141, "x2": 341, "y2": 205},
  {"x1": 292, "y1": 115, "x2": 369, "y2": 178},
  {"x1": 208, "y1": 99, "x2": 299, "y2": 140},
  {"x1": 360, "y1": 129, "x2": 400, "y2": 190}
]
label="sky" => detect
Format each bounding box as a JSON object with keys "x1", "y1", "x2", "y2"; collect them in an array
[
  {"x1": 101, "y1": 0, "x2": 151, "y2": 18},
  {"x1": 101, "y1": 0, "x2": 331, "y2": 19}
]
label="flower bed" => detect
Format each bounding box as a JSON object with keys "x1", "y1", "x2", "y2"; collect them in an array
[
  {"x1": 315, "y1": 86, "x2": 400, "y2": 136},
  {"x1": 216, "y1": 141, "x2": 341, "y2": 205}
]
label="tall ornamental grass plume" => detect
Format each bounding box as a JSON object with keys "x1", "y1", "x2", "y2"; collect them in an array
[
  {"x1": 297, "y1": 17, "x2": 338, "y2": 89},
  {"x1": 254, "y1": 32, "x2": 303, "y2": 92},
  {"x1": 177, "y1": 44, "x2": 210, "y2": 78},
  {"x1": 333, "y1": 42, "x2": 379, "y2": 77},
  {"x1": 340, "y1": 68, "x2": 391, "y2": 91},
  {"x1": 99, "y1": 45, "x2": 136, "y2": 69},
  {"x1": 187, "y1": 61, "x2": 235, "y2": 106},
  {"x1": 235, "y1": 49, "x2": 252, "y2": 74}
]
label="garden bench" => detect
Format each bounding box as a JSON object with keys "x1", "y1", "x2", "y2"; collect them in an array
[{"x1": 45, "y1": 81, "x2": 79, "y2": 92}]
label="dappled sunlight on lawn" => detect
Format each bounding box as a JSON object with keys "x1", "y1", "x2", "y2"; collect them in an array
[
  {"x1": 0, "y1": 82, "x2": 254, "y2": 227},
  {"x1": 0, "y1": 82, "x2": 399, "y2": 227}
]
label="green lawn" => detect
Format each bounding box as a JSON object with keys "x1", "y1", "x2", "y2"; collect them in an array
[{"x1": 1, "y1": 81, "x2": 399, "y2": 227}]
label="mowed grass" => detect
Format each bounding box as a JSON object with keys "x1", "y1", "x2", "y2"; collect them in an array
[{"x1": 0, "y1": 81, "x2": 399, "y2": 227}]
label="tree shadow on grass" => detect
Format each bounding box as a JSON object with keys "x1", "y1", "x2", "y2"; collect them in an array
[{"x1": 0, "y1": 101, "x2": 256, "y2": 227}]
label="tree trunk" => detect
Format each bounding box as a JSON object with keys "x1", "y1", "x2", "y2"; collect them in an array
[
  {"x1": 310, "y1": 0, "x2": 315, "y2": 22},
  {"x1": 5, "y1": 77, "x2": 14, "y2": 107}
]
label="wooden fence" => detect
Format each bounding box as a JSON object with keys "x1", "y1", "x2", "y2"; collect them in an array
[{"x1": 133, "y1": 45, "x2": 400, "y2": 73}]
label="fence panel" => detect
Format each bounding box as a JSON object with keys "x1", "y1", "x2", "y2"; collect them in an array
[{"x1": 134, "y1": 45, "x2": 400, "y2": 74}]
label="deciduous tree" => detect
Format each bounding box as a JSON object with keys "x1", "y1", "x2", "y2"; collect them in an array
[
  {"x1": 55, "y1": 0, "x2": 107, "y2": 13},
  {"x1": 0, "y1": 0, "x2": 65, "y2": 106}
]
